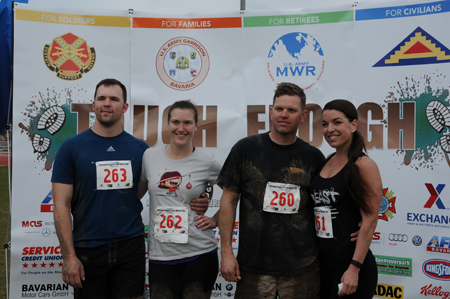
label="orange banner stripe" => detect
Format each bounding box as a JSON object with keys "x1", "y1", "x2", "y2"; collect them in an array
[{"x1": 133, "y1": 17, "x2": 242, "y2": 29}]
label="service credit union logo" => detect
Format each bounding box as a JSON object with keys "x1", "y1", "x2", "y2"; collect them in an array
[
  {"x1": 156, "y1": 36, "x2": 210, "y2": 91},
  {"x1": 422, "y1": 259, "x2": 450, "y2": 281},
  {"x1": 43, "y1": 32, "x2": 96, "y2": 80},
  {"x1": 267, "y1": 32, "x2": 325, "y2": 90}
]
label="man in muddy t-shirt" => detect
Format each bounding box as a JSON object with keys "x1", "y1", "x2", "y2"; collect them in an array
[{"x1": 218, "y1": 82, "x2": 325, "y2": 299}]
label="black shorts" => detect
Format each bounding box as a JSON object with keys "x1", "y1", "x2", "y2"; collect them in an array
[
  {"x1": 74, "y1": 235, "x2": 145, "y2": 299},
  {"x1": 148, "y1": 251, "x2": 219, "y2": 299}
]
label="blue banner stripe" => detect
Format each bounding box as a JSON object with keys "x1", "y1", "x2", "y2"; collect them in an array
[{"x1": 356, "y1": 1, "x2": 450, "y2": 21}]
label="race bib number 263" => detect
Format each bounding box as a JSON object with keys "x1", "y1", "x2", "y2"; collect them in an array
[{"x1": 96, "y1": 160, "x2": 133, "y2": 190}]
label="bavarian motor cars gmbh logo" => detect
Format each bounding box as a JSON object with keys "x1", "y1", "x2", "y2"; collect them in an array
[
  {"x1": 156, "y1": 36, "x2": 210, "y2": 91},
  {"x1": 267, "y1": 32, "x2": 325, "y2": 90},
  {"x1": 43, "y1": 32, "x2": 96, "y2": 80}
]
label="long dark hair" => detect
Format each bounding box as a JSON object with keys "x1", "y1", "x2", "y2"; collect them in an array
[{"x1": 323, "y1": 99, "x2": 374, "y2": 215}]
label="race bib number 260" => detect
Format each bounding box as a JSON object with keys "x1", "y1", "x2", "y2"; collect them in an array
[
  {"x1": 263, "y1": 182, "x2": 301, "y2": 214},
  {"x1": 96, "y1": 160, "x2": 133, "y2": 190}
]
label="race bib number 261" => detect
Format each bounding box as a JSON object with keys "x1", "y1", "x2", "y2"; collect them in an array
[{"x1": 96, "y1": 160, "x2": 133, "y2": 190}]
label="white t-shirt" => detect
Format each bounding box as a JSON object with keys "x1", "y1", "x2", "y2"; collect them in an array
[{"x1": 140, "y1": 146, "x2": 221, "y2": 260}]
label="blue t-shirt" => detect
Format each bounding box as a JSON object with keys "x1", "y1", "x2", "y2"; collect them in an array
[{"x1": 51, "y1": 129, "x2": 149, "y2": 248}]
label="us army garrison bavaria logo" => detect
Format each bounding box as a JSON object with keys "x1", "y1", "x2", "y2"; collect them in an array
[
  {"x1": 43, "y1": 32, "x2": 96, "y2": 80},
  {"x1": 156, "y1": 36, "x2": 210, "y2": 91}
]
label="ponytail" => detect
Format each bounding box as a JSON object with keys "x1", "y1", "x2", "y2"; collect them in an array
[{"x1": 323, "y1": 100, "x2": 375, "y2": 215}]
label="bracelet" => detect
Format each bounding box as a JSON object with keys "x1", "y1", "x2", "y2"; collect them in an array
[{"x1": 350, "y1": 259, "x2": 363, "y2": 269}]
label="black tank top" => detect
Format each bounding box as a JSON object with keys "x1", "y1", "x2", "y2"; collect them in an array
[{"x1": 310, "y1": 155, "x2": 365, "y2": 270}]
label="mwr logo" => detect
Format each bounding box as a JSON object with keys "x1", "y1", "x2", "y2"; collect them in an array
[
  {"x1": 43, "y1": 32, "x2": 96, "y2": 80},
  {"x1": 267, "y1": 32, "x2": 325, "y2": 90},
  {"x1": 379, "y1": 188, "x2": 397, "y2": 221},
  {"x1": 422, "y1": 259, "x2": 450, "y2": 281},
  {"x1": 22, "y1": 221, "x2": 43, "y2": 227},
  {"x1": 425, "y1": 184, "x2": 446, "y2": 210},
  {"x1": 156, "y1": 36, "x2": 209, "y2": 91},
  {"x1": 427, "y1": 236, "x2": 450, "y2": 254},
  {"x1": 373, "y1": 27, "x2": 450, "y2": 67},
  {"x1": 374, "y1": 283, "x2": 404, "y2": 299},
  {"x1": 41, "y1": 190, "x2": 54, "y2": 213}
]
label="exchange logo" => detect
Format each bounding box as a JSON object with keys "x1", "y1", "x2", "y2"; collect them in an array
[
  {"x1": 156, "y1": 36, "x2": 210, "y2": 91},
  {"x1": 427, "y1": 236, "x2": 450, "y2": 254},
  {"x1": 379, "y1": 188, "x2": 397, "y2": 221},
  {"x1": 267, "y1": 32, "x2": 325, "y2": 90},
  {"x1": 422, "y1": 259, "x2": 450, "y2": 281},
  {"x1": 373, "y1": 27, "x2": 450, "y2": 67},
  {"x1": 43, "y1": 32, "x2": 96, "y2": 80},
  {"x1": 425, "y1": 184, "x2": 446, "y2": 210}
]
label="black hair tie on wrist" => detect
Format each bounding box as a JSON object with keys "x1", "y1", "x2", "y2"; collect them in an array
[{"x1": 351, "y1": 259, "x2": 363, "y2": 269}]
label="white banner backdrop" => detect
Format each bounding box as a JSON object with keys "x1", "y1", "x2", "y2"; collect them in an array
[
  {"x1": 12, "y1": 3, "x2": 132, "y2": 298},
  {"x1": 354, "y1": 1, "x2": 450, "y2": 298},
  {"x1": 10, "y1": 1, "x2": 450, "y2": 298}
]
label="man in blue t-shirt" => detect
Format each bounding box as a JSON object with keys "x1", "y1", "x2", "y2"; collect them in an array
[{"x1": 52, "y1": 78, "x2": 208, "y2": 299}]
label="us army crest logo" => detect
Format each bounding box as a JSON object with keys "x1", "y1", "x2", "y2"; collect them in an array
[{"x1": 43, "y1": 32, "x2": 96, "y2": 80}]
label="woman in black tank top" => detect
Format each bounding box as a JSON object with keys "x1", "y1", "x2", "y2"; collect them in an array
[{"x1": 310, "y1": 99, "x2": 382, "y2": 299}]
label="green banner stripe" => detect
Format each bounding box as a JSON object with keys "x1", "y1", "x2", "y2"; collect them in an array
[{"x1": 244, "y1": 10, "x2": 353, "y2": 27}]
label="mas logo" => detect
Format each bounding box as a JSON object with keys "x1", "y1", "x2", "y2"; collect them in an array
[
  {"x1": 156, "y1": 36, "x2": 209, "y2": 91},
  {"x1": 379, "y1": 188, "x2": 397, "y2": 221},
  {"x1": 43, "y1": 32, "x2": 96, "y2": 80},
  {"x1": 427, "y1": 236, "x2": 450, "y2": 254},
  {"x1": 373, "y1": 27, "x2": 450, "y2": 67},
  {"x1": 423, "y1": 259, "x2": 450, "y2": 281},
  {"x1": 267, "y1": 32, "x2": 325, "y2": 89}
]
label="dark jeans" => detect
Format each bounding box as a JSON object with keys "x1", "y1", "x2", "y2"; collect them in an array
[{"x1": 74, "y1": 236, "x2": 145, "y2": 299}]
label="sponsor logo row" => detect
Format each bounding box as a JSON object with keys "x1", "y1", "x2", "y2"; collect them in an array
[
  {"x1": 374, "y1": 283, "x2": 450, "y2": 299},
  {"x1": 375, "y1": 254, "x2": 450, "y2": 281}
]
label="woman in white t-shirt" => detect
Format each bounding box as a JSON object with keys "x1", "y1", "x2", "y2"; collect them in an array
[{"x1": 138, "y1": 100, "x2": 221, "y2": 299}]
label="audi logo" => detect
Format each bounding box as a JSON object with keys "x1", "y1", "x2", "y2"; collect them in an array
[{"x1": 389, "y1": 233, "x2": 408, "y2": 242}]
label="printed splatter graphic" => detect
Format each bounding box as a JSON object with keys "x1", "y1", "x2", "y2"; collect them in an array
[
  {"x1": 385, "y1": 73, "x2": 450, "y2": 169},
  {"x1": 18, "y1": 87, "x2": 84, "y2": 171}
]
